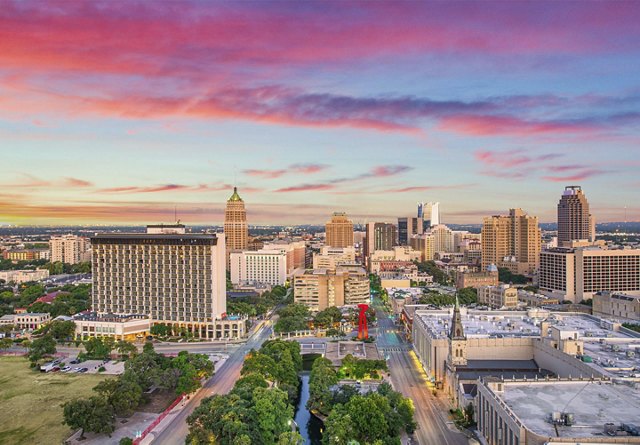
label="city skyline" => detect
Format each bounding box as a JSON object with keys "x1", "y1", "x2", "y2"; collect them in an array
[{"x1": 1, "y1": 2, "x2": 640, "y2": 225}]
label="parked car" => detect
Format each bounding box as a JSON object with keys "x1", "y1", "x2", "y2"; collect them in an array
[
  {"x1": 72, "y1": 367, "x2": 83, "y2": 372},
  {"x1": 61, "y1": 366, "x2": 72, "y2": 372},
  {"x1": 48, "y1": 366, "x2": 61, "y2": 373},
  {"x1": 69, "y1": 359, "x2": 79, "y2": 364},
  {"x1": 78, "y1": 368, "x2": 89, "y2": 373}
]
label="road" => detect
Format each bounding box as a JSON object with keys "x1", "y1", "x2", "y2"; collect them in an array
[
  {"x1": 372, "y1": 298, "x2": 471, "y2": 445},
  {"x1": 150, "y1": 318, "x2": 275, "y2": 444}
]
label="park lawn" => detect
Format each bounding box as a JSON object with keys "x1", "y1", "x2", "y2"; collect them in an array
[{"x1": 0, "y1": 356, "x2": 108, "y2": 445}]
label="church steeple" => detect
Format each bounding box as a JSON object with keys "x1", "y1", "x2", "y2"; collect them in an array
[{"x1": 450, "y1": 294, "x2": 465, "y2": 340}]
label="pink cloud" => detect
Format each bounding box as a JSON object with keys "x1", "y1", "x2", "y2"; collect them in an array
[
  {"x1": 542, "y1": 169, "x2": 607, "y2": 182},
  {"x1": 275, "y1": 183, "x2": 334, "y2": 193},
  {"x1": 63, "y1": 177, "x2": 93, "y2": 187},
  {"x1": 441, "y1": 115, "x2": 596, "y2": 137}
]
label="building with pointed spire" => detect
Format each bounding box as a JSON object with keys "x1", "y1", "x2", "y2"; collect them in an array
[
  {"x1": 448, "y1": 295, "x2": 467, "y2": 367},
  {"x1": 224, "y1": 187, "x2": 248, "y2": 267}
]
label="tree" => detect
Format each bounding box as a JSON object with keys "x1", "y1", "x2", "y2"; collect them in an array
[
  {"x1": 150, "y1": 323, "x2": 171, "y2": 337},
  {"x1": 47, "y1": 320, "x2": 76, "y2": 341},
  {"x1": 94, "y1": 378, "x2": 143, "y2": 416},
  {"x1": 28, "y1": 334, "x2": 56, "y2": 364},
  {"x1": 252, "y1": 387, "x2": 293, "y2": 445},
  {"x1": 457, "y1": 287, "x2": 478, "y2": 305},
  {"x1": 0, "y1": 337, "x2": 13, "y2": 350},
  {"x1": 119, "y1": 438, "x2": 133, "y2": 445},
  {"x1": 308, "y1": 357, "x2": 338, "y2": 415},
  {"x1": 498, "y1": 267, "x2": 528, "y2": 284},
  {"x1": 83, "y1": 336, "x2": 112, "y2": 360},
  {"x1": 277, "y1": 431, "x2": 304, "y2": 445},
  {"x1": 115, "y1": 340, "x2": 138, "y2": 359},
  {"x1": 62, "y1": 397, "x2": 115, "y2": 439}
]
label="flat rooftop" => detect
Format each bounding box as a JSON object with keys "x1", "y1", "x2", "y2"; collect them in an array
[
  {"x1": 500, "y1": 381, "x2": 640, "y2": 438},
  {"x1": 547, "y1": 313, "x2": 635, "y2": 339},
  {"x1": 415, "y1": 309, "x2": 541, "y2": 340},
  {"x1": 581, "y1": 340, "x2": 640, "y2": 379}
]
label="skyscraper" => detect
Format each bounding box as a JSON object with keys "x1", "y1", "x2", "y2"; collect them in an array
[
  {"x1": 325, "y1": 212, "x2": 354, "y2": 248},
  {"x1": 481, "y1": 208, "x2": 541, "y2": 275},
  {"x1": 557, "y1": 186, "x2": 595, "y2": 247},
  {"x1": 224, "y1": 187, "x2": 248, "y2": 266},
  {"x1": 423, "y1": 201, "x2": 440, "y2": 227},
  {"x1": 398, "y1": 216, "x2": 422, "y2": 245},
  {"x1": 364, "y1": 222, "x2": 397, "y2": 257}
]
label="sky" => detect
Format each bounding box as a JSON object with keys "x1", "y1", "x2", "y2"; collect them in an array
[{"x1": 1, "y1": 1, "x2": 639, "y2": 226}]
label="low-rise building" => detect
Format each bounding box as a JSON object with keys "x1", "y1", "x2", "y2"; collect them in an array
[
  {"x1": 517, "y1": 290, "x2": 560, "y2": 307},
  {"x1": 455, "y1": 265, "x2": 499, "y2": 290},
  {"x1": 0, "y1": 269, "x2": 49, "y2": 284},
  {"x1": 477, "y1": 378, "x2": 640, "y2": 445},
  {"x1": 2, "y1": 248, "x2": 50, "y2": 261},
  {"x1": 6, "y1": 312, "x2": 51, "y2": 330},
  {"x1": 74, "y1": 313, "x2": 152, "y2": 341},
  {"x1": 477, "y1": 284, "x2": 518, "y2": 309},
  {"x1": 593, "y1": 291, "x2": 640, "y2": 321}
]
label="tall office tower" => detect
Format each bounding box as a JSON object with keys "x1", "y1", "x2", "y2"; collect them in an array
[
  {"x1": 325, "y1": 212, "x2": 354, "y2": 248},
  {"x1": 398, "y1": 216, "x2": 422, "y2": 245},
  {"x1": 557, "y1": 186, "x2": 595, "y2": 247},
  {"x1": 423, "y1": 201, "x2": 440, "y2": 227},
  {"x1": 430, "y1": 224, "x2": 455, "y2": 253},
  {"x1": 90, "y1": 227, "x2": 227, "y2": 335},
  {"x1": 224, "y1": 187, "x2": 248, "y2": 266},
  {"x1": 364, "y1": 222, "x2": 397, "y2": 257},
  {"x1": 481, "y1": 208, "x2": 541, "y2": 275},
  {"x1": 50, "y1": 234, "x2": 90, "y2": 264}
]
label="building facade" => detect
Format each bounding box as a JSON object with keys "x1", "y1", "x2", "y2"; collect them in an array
[
  {"x1": 539, "y1": 247, "x2": 640, "y2": 302},
  {"x1": 456, "y1": 266, "x2": 499, "y2": 290},
  {"x1": 2, "y1": 249, "x2": 49, "y2": 261},
  {"x1": 482, "y1": 208, "x2": 541, "y2": 276},
  {"x1": 262, "y1": 240, "x2": 306, "y2": 274},
  {"x1": 293, "y1": 265, "x2": 369, "y2": 311},
  {"x1": 364, "y1": 222, "x2": 397, "y2": 258},
  {"x1": 230, "y1": 249, "x2": 288, "y2": 286},
  {"x1": 0, "y1": 269, "x2": 49, "y2": 284},
  {"x1": 50, "y1": 235, "x2": 90, "y2": 264},
  {"x1": 592, "y1": 291, "x2": 640, "y2": 321},
  {"x1": 224, "y1": 187, "x2": 249, "y2": 265},
  {"x1": 478, "y1": 285, "x2": 518, "y2": 309},
  {"x1": 91, "y1": 229, "x2": 228, "y2": 338},
  {"x1": 557, "y1": 185, "x2": 595, "y2": 247},
  {"x1": 312, "y1": 246, "x2": 357, "y2": 271},
  {"x1": 325, "y1": 212, "x2": 354, "y2": 248}
]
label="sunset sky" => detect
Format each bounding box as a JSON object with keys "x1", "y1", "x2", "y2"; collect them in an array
[{"x1": 1, "y1": 1, "x2": 639, "y2": 225}]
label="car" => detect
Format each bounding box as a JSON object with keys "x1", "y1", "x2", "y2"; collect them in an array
[
  {"x1": 69, "y1": 359, "x2": 79, "y2": 364},
  {"x1": 61, "y1": 366, "x2": 72, "y2": 372},
  {"x1": 78, "y1": 368, "x2": 89, "y2": 373},
  {"x1": 72, "y1": 367, "x2": 83, "y2": 372},
  {"x1": 48, "y1": 366, "x2": 61, "y2": 373}
]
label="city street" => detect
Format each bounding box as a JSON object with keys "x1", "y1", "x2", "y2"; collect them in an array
[
  {"x1": 372, "y1": 298, "x2": 472, "y2": 445},
  {"x1": 149, "y1": 318, "x2": 275, "y2": 444}
]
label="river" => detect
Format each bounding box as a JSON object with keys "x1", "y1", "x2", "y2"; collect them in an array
[{"x1": 294, "y1": 372, "x2": 324, "y2": 444}]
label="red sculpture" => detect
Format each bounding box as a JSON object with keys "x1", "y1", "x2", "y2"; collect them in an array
[{"x1": 357, "y1": 303, "x2": 369, "y2": 340}]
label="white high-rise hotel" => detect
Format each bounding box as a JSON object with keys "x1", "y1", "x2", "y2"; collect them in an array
[{"x1": 91, "y1": 225, "x2": 234, "y2": 338}]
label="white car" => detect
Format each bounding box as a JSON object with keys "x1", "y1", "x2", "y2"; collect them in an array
[{"x1": 61, "y1": 366, "x2": 72, "y2": 372}]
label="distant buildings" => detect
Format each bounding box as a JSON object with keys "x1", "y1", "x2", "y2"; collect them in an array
[
  {"x1": 477, "y1": 284, "x2": 518, "y2": 309},
  {"x1": 364, "y1": 222, "x2": 397, "y2": 258},
  {"x1": 230, "y1": 249, "x2": 288, "y2": 286},
  {"x1": 50, "y1": 234, "x2": 90, "y2": 264},
  {"x1": 419, "y1": 201, "x2": 440, "y2": 228},
  {"x1": 455, "y1": 265, "x2": 499, "y2": 290},
  {"x1": 481, "y1": 208, "x2": 541, "y2": 276},
  {"x1": 325, "y1": 212, "x2": 354, "y2": 248},
  {"x1": 262, "y1": 240, "x2": 306, "y2": 275},
  {"x1": 539, "y1": 246, "x2": 640, "y2": 303},
  {"x1": 557, "y1": 185, "x2": 595, "y2": 247},
  {"x1": 2, "y1": 248, "x2": 49, "y2": 261},
  {"x1": 224, "y1": 187, "x2": 249, "y2": 266},
  {"x1": 0, "y1": 269, "x2": 49, "y2": 284},
  {"x1": 90, "y1": 225, "x2": 243, "y2": 339},
  {"x1": 0, "y1": 312, "x2": 51, "y2": 330},
  {"x1": 398, "y1": 217, "x2": 422, "y2": 245},
  {"x1": 293, "y1": 265, "x2": 369, "y2": 311},
  {"x1": 312, "y1": 246, "x2": 357, "y2": 270}
]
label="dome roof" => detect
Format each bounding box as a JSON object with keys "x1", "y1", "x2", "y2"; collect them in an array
[{"x1": 228, "y1": 187, "x2": 243, "y2": 202}]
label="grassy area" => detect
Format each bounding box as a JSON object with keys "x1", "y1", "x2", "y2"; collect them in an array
[{"x1": 0, "y1": 356, "x2": 107, "y2": 445}]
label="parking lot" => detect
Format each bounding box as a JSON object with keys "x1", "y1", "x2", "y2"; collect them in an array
[{"x1": 41, "y1": 357, "x2": 125, "y2": 375}]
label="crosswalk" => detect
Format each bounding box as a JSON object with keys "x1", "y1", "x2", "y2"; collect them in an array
[{"x1": 379, "y1": 346, "x2": 412, "y2": 353}]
